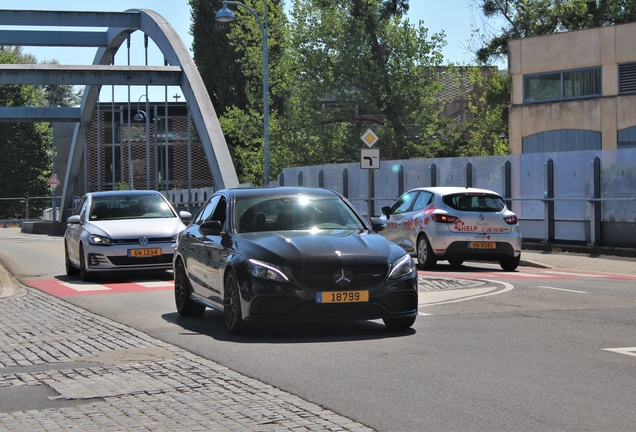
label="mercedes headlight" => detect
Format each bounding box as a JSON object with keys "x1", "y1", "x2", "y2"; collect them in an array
[
  {"x1": 247, "y1": 259, "x2": 289, "y2": 282},
  {"x1": 388, "y1": 254, "x2": 415, "y2": 280}
]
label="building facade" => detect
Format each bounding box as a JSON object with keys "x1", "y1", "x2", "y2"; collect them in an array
[
  {"x1": 81, "y1": 102, "x2": 213, "y2": 194},
  {"x1": 508, "y1": 21, "x2": 636, "y2": 154}
]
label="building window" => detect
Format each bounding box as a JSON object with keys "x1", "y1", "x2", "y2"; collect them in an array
[
  {"x1": 524, "y1": 67, "x2": 601, "y2": 103},
  {"x1": 618, "y1": 62, "x2": 636, "y2": 93},
  {"x1": 104, "y1": 112, "x2": 120, "y2": 143},
  {"x1": 104, "y1": 145, "x2": 121, "y2": 185},
  {"x1": 157, "y1": 143, "x2": 174, "y2": 185}
]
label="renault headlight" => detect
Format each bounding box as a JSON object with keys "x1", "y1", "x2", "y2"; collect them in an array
[
  {"x1": 388, "y1": 254, "x2": 415, "y2": 280},
  {"x1": 247, "y1": 259, "x2": 289, "y2": 282}
]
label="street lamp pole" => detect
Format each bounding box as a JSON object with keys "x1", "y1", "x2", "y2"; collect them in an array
[{"x1": 216, "y1": 0, "x2": 270, "y2": 186}]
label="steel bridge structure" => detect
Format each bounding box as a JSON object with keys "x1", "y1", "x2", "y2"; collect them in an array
[{"x1": 0, "y1": 9, "x2": 239, "y2": 220}]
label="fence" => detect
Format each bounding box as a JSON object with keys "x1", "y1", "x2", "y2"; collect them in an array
[{"x1": 277, "y1": 148, "x2": 636, "y2": 247}]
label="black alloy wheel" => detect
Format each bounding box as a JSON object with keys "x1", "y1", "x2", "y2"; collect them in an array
[
  {"x1": 224, "y1": 271, "x2": 247, "y2": 335},
  {"x1": 174, "y1": 259, "x2": 206, "y2": 317}
]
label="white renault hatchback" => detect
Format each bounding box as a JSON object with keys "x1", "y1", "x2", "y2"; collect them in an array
[
  {"x1": 380, "y1": 187, "x2": 522, "y2": 271},
  {"x1": 64, "y1": 190, "x2": 191, "y2": 281}
]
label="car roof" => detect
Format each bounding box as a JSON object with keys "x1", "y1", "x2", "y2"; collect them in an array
[
  {"x1": 86, "y1": 190, "x2": 164, "y2": 199},
  {"x1": 220, "y1": 187, "x2": 338, "y2": 198},
  {"x1": 409, "y1": 186, "x2": 502, "y2": 196}
]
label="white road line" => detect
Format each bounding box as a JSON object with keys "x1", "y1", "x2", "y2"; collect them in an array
[
  {"x1": 418, "y1": 312, "x2": 433, "y2": 316},
  {"x1": 136, "y1": 281, "x2": 174, "y2": 288},
  {"x1": 501, "y1": 272, "x2": 552, "y2": 278},
  {"x1": 59, "y1": 281, "x2": 112, "y2": 292},
  {"x1": 542, "y1": 270, "x2": 608, "y2": 278},
  {"x1": 420, "y1": 280, "x2": 514, "y2": 306},
  {"x1": 538, "y1": 286, "x2": 587, "y2": 294},
  {"x1": 602, "y1": 347, "x2": 636, "y2": 358}
]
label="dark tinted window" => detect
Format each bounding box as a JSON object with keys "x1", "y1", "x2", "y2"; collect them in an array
[{"x1": 443, "y1": 194, "x2": 505, "y2": 212}]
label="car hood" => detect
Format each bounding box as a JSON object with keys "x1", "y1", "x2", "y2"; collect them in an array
[
  {"x1": 86, "y1": 218, "x2": 185, "y2": 239},
  {"x1": 236, "y1": 229, "x2": 405, "y2": 266}
]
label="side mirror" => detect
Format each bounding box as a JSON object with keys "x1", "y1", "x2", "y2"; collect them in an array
[
  {"x1": 381, "y1": 206, "x2": 391, "y2": 219},
  {"x1": 179, "y1": 210, "x2": 192, "y2": 223},
  {"x1": 369, "y1": 217, "x2": 386, "y2": 232},
  {"x1": 199, "y1": 220, "x2": 222, "y2": 236},
  {"x1": 67, "y1": 215, "x2": 81, "y2": 225}
]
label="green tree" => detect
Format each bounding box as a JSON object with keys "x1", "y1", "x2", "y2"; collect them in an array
[
  {"x1": 445, "y1": 67, "x2": 510, "y2": 156},
  {"x1": 190, "y1": 0, "x2": 290, "y2": 185},
  {"x1": 0, "y1": 47, "x2": 51, "y2": 219},
  {"x1": 474, "y1": 0, "x2": 636, "y2": 64},
  {"x1": 284, "y1": 0, "x2": 448, "y2": 166}
]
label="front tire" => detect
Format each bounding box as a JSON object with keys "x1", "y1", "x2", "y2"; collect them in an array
[
  {"x1": 224, "y1": 270, "x2": 247, "y2": 335},
  {"x1": 79, "y1": 244, "x2": 91, "y2": 282},
  {"x1": 383, "y1": 316, "x2": 416, "y2": 330},
  {"x1": 65, "y1": 242, "x2": 80, "y2": 276},
  {"x1": 417, "y1": 234, "x2": 437, "y2": 269},
  {"x1": 500, "y1": 255, "x2": 521, "y2": 271},
  {"x1": 174, "y1": 259, "x2": 206, "y2": 317}
]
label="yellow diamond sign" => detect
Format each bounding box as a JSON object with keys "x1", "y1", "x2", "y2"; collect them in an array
[{"x1": 361, "y1": 129, "x2": 379, "y2": 148}]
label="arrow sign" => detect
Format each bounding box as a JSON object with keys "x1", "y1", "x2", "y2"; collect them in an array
[{"x1": 360, "y1": 148, "x2": 380, "y2": 169}]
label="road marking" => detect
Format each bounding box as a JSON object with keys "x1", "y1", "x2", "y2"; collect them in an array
[
  {"x1": 603, "y1": 347, "x2": 636, "y2": 358},
  {"x1": 542, "y1": 270, "x2": 608, "y2": 278},
  {"x1": 420, "y1": 280, "x2": 514, "y2": 306},
  {"x1": 418, "y1": 312, "x2": 433, "y2": 316},
  {"x1": 136, "y1": 281, "x2": 174, "y2": 288},
  {"x1": 59, "y1": 281, "x2": 112, "y2": 292},
  {"x1": 538, "y1": 286, "x2": 587, "y2": 294}
]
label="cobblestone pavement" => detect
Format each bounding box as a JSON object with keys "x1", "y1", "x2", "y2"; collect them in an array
[{"x1": 0, "y1": 285, "x2": 374, "y2": 432}]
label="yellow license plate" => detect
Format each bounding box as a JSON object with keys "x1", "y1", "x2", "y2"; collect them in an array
[
  {"x1": 469, "y1": 242, "x2": 496, "y2": 249},
  {"x1": 317, "y1": 290, "x2": 369, "y2": 304},
  {"x1": 129, "y1": 248, "x2": 162, "y2": 257}
]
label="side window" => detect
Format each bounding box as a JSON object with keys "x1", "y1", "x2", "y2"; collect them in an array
[
  {"x1": 392, "y1": 191, "x2": 419, "y2": 214},
  {"x1": 74, "y1": 197, "x2": 87, "y2": 216},
  {"x1": 209, "y1": 197, "x2": 227, "y2": 227},
  {"x1": 412, "y1": 192, "x2": 433, "y2": 211},
  {"x1": 194, "y1": 195, "x2": 220, "y2": 225}
]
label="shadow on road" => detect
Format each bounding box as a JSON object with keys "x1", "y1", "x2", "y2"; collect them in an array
[{"x1": 162, "y1": 310, "x2": 417, "y2": 344}]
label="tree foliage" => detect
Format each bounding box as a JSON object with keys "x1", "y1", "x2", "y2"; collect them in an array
[
  {"x1": 285, "y1": 0, "x2": 448, "y2": 166},
  {"x1": 0, "y1": 47, "x2": 51, "y2": 218},
  {"x1": 190, "y1": 0, "x2": 289, "y2": 185},
  {"x1": 474, "y1": 0, "x2": 636, "y2": 63}
]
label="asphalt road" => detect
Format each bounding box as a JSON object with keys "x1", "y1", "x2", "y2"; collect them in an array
[{"x1": 1, "y1": 228, "x2": 635, "y2": 431}]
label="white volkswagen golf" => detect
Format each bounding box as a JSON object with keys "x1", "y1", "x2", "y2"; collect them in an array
[
  {"x1": 64, "y1": 190, "x2": 191, "y2": 281},
  {"x1": 380, "y1": 187, "x2": 522, "y2": 271}
]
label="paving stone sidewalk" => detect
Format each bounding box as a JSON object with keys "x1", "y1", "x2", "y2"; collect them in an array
[{"x1": 0, "y1": 286, "x2": 373, "y2": 432}]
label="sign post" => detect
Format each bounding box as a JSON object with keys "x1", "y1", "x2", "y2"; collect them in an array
[
  {"x1": 360, "y1": 129, "x2": 380, "y2": 218},
  {"x1": 48, "y1": 174, "x2": 60, "y2": 222}
]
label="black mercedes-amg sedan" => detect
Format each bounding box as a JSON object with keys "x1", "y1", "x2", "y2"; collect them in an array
[{"x1": 173, "y1": 187, "x2": 418, "y2": 334}]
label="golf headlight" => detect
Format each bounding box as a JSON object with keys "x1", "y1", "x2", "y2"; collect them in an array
[
  {"x1": 247, "y1": 259, "x2": 289, "y2": 282},
  {"x1": 88, "y1": 234, "x2": 113, "y2": 245},
  {"x1": 388, "y1": 254, "x2": 415, "y2": 280}
]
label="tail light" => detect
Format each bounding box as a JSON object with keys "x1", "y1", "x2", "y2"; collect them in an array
[
  {"x1": 431, "y1": 214, "x2": 458, "y2": 223},
  {"x1": 504, "y1": 215, "x2": 518, "y2": 225}
]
